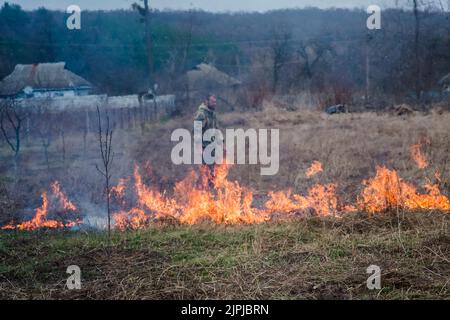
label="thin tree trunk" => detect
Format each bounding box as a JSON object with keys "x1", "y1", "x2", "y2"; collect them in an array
[
  {"x1": 96, "y1": 106, "x2": 114, "y2": 238},
  {"x1": 413, "y1": 0, "x2": 421, "y2": 100},
  {"x1": 365, "y1": 33, "x2": 371, "y2": 104},
  {"x1": 144, "y1": 0, "x2": 153, "y2": 84},
  {"x1": 106, "y1": 177, "x2": 111, "y2": 237}
]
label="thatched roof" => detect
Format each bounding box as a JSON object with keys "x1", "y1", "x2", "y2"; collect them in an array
[
  {"x1": 0, "y1": 62, "x2": 92, "y2": 96},
  {"x1": 186, "y1": 63, "x2": 241, "y2": 91}
]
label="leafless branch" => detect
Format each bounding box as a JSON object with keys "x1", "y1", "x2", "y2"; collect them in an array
[{"x1": 96, "y1": 105, "x2": 115, "y2": 237}]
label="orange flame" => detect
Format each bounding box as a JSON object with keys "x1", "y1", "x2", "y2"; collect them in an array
[
  {"x1": 410, "y1": 142, "x2": 428, "y2": 169},
  {"x1": 357, "y1": 166, "x2": 450, "y2": 213},
  {"x1": 111, "y1": 178, "x2": 128, "y2": 198},
  {"x1": 114, "y1": 162, "x2": 342, "y2": 228},
  {"x1": 113, "y1": 161, "x2": 449, "y2": 229},
  {"x1": 51, "y1": 181, "x2": 77, "y2": 212},
  {"x1": 113, "y1": 164, "x2": 268, "y2": 229},
  {"x1": 265, "y1": 183, "x2": 338, "y2": 216},
  {"x1": 306, "y1": 161, "x2": 323, "y2": 177},
  {"x1": 2, "y1": 182, "x2": 80, "y2": 230},
  {"x1": 434, "y1": 170, "x2": 442, "y2": 182},
  {"x1": 3, "y1": 155, "x2": 450, "y2": 231}
]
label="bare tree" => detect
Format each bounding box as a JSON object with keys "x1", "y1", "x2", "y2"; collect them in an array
[
  {"x1": 412, "y1": 0, "x2": 422, "y2": 99},
  {"x1": 365, "y1": 33, "x2": 374, "y2": 104},
  {"x1": 95, "y1": 106, "x2": 114, "y2": 237},
  {"x1": 132, "y1": 0, "x2": 153, "y2": 85},
  {"x1": 270, "y1": 29, "x2": 293, "y2": 93},
  {"x1": 295, "y1": 40, "x2": 333, "y2": 86},
  {"x1": 0, "y1": 100, "x2": 25, "y2": 181},
  {"x1": 181, "y1": 8, "x2": 196, "y2": 73}
]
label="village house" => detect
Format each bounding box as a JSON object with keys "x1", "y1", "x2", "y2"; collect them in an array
[
  {"x1": 0, "y1": 62, "x2": 93, "y2": 99},
  {"x1": 0, "y1": 62, "x2": 176, "y2": 135},
  {"x1": 181, "y1": 63, "x2": 242, "y2": 111}
]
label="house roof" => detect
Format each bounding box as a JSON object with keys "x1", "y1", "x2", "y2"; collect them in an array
[
  {"x1": 186, "y1": 63, "x2": 241, "y2": 90},
  {"x1": 0, "y1": 62, "x2": 92, "y2": 96}
]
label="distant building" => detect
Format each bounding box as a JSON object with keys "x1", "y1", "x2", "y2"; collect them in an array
[
  {"x1": 181, "y1": 63, "x2": 242, "y2": 111},
  {"x1": 185, "y1": 63, "x2": 241, "y2": 92},
  {"x1": 0, "y1": 62, "x2": 93, "y2": 99}
]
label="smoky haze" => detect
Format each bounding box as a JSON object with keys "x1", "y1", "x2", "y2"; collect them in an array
[{"x1": 4, "y1": 0, "x2": 403, "y2": 11}]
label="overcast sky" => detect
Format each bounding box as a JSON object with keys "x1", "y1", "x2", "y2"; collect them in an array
[{"x1": 3, "y1": 0, "x2": 403, "y2": 12}]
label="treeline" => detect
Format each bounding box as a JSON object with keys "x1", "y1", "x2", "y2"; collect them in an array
[{"x1": 0, "y1": 2, "x2": 449, "y2": 104}]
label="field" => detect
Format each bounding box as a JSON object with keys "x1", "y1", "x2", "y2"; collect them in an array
[
  {"x1": 1, "y1": 0, "x2": 450, "y2": 302},
  {"x1": 0, "y1": 212, "x2": 448, "y2": 299},
  {"x1": 1, "y1": 105, "x2": 450, "y2": 299}
]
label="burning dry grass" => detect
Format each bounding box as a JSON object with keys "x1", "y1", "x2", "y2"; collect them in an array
[
  {"x1": 0, "y1": 211, "x2": 448, "y2": 299},
  {"x1": 2, "y1": 108, "x2": 450, "y2": 229},
  {"x1": 131, "y1": 107, "x2": 450, "y2": 203},
  {"x1": 1, "y1": 107, "x2": 449, "y2": 299},
  {"x1": 1, "y1": 182, "x2": 81, "y2": 230},
  {"x1": 4, "y1": 159, "x2": 448, "y2": 230}
]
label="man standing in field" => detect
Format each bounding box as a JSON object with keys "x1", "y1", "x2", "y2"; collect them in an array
[
  {"x1": 194, "y1": 94, "x2": 219, "y2": 186},
  {"x1": 195, "y1": 94, "x2": 218, "y2": 138}
]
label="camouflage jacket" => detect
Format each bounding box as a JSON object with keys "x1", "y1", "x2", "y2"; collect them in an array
[
  {"x1": 194, "y1": 103, "x2": 218, "y2": 149},
  {"x1": 195, "y1": 103, "x2": 217, "y2": 130}
]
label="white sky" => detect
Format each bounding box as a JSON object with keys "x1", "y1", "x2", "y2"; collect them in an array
[{"x1": 3, "y1": 0, "x2": 405, "y2": 12}]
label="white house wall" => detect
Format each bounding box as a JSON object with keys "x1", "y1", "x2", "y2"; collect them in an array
[{"x1": 14, "y1": 94, "x2": 176, "y2": 114}]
